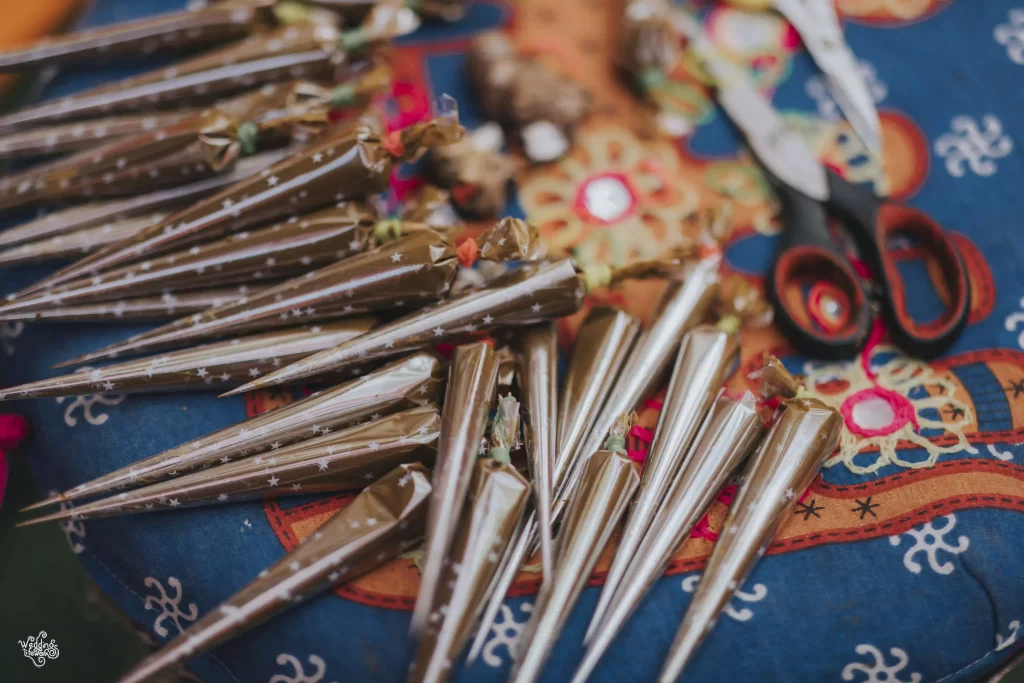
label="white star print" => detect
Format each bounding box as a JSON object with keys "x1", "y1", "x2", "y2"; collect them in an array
[
  {"x1": 169, "y1": 499, "x2": 180, "y2": 507},
  {"x1": 312, "y1": 153, "x2": 323, "y2": 163},
  {"x1": 317, "y1": 459, "x2": 329, "y2": 471},
  {"x1": 482, "y1": 315, "x2": 494, "y2": 324},
  {"x1": 196, "y1": 367, "x2": 208, "y2": 377},
  {"x1": 267, "y1": 175, "x2": 279, "y2": 186},
  {"x1": 291, "y1": 483, "x2": 302, "y2": 490},
  {"x1": 531, "y1": 303, "x2": 542, "y2": 313},
  {"x1": 248, "y1": 367, "x2": 261, "y2": 377},
  {"x1": 433, "y1": 327, "x2": 445, "y2": 337},
  {"x1": 217, "y1": 493, "x2": 229, "y2": 502},
  {"x1": 268, "y1": 476, "x2": 280, "y2": 487},
  {"x1": 391, "y1": 252, "x2": 402, "y2": 263}
]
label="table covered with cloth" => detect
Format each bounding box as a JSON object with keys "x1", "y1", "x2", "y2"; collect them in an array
[{"x1": 3, "y1": 0, "x2": 1024, "y2": 681}]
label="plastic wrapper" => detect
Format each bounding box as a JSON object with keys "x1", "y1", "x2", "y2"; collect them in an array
[
  {"x1": 0, "y1": 1, "x2": 278, "y2": 71},
  {"x1": 466, "y1": 32, "x2": 591, "y2": 163},
  {"x1": 409, "y1": 341, "x2": 500, "y2": 637},
  {"x1": 0, "y1": 285, "x2": 274, "y2": 323},
  {"x1": 585, "y1": 324, "x2": 739, "y2": 640},
  {"x1": 21, "y1": 405, "x2": 440, "y2": 525},
  {"x1": 0, "y1": 213, "x2": 168, "y2": 268},
  {"x1": 0, "y1": 5, "x2": 417, "y2": 132},
  {"x1": 512, "y1": 414, "x2": 640, "y2": 683},
  {"x1": 0, "y1": 151, "x2": 288, "y2": 252},
  {"x1": 21, "y1": 352, "x2": 442, "y2": 511},
  {"x1": 0, "y1": 73, "x2": 390, "y2": 212},
  {"x1": 658, "y1": 397, "x2": 842, "y2": 682},
  {"x1": 57, "y1": 217, "x2": 537, "y2": 365},
  {"x1": 16, "y1": 109, "x2": 462, "y2": 296},
  {"x1": 409, "y1": 395, "x2": 530, "y2": 683},
  {"x1": 573, "y1": 393, "x2": 765, "y2": 682},
  {"x1": 0, "y1": 202, "x2": 378, "y2": 319},
  {"x1": 113, "y1": 463, "x2": 432, "y2": 683},
  {"x1": 224, "y1": 257, "x2": 585, "y2": 395}
]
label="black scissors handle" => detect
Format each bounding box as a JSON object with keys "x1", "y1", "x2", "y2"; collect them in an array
[{"x1": 766, "y1": 172, "x2": 971, "y2": 360}]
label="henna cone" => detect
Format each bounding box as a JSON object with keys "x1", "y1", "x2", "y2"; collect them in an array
[
  {"x1": 0, "y1": 151, "x2": 287, "y2": 252},
  {"x1": 0, "y1": 285, "x2": 274, "y2": 323},
  {"x1": 410, "y1": 342, "x2": 500, "y2": 637},
  {"x1": 115, "y1": 462, "x2": 432, "y2": 683},
  {"x1": 0, "y1": 214, "x2": 167, "y2": 268},
  {"x1": 658, "y1": 398, "x2": 842, "y2": 682},
  {"x1": 21, "y1": 405, "x2": 440, "y2": 526},
  {"x1": 224, "y1": 258, "x2": 584, "y2": 395},
  {"x1": 0, "y1": 4, "x2": 417, "y2": 132},
  {"x1": 511, "y1": 415, "x2": 640, "y2": 683},
  {"x1": 15, "y1": 109, "x2": 462, "y2": 296},
  {"x1": 409, "y1": 395, "x2": 530, "y2": 683},
  {"x1": 0, "y1": 319, "x2": 376, "y2": 400},
  {"x1": 0, "y1": 1, "x2": 277, "y2": 72},
  {"x1": 517, "y1": 324, "x2": 557, "y2": 582},
  {"x1": 0, "y1": 74, "x2": 389, "y2": 212},
  {"x1": 572, "y1": 393, "x2": 765, "y2": 683},
  {"x1": 0, "y1": 110, "x2": 197, "y2": 160},
  {"x1": 1, "y1": 202, "x2": 378, "y2": 318},
  {"x1": 467, "y1": 307, "x2": 640, "y2": 664},
  {"x1": 585, "y1": 324, "x2": 739, "y2": 643},
  {"x1": 22, "y1": 352, "x2": 442, "y2": 511}
]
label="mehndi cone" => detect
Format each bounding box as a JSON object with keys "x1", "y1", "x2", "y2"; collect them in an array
[
  {"x1": 21, "y1": 405, "x2": 440, "y2": 525},
  {"x1": 224, "y1": 257, "x2": 584, "y2": 396},
  {"x1": 0, "y1": 0, "x2": 277, "y2": 71},
  {"x1": 0, "y1": 319, "x2": 375, "y2": 400},
  {"x1": 511, "y1": 415, "x2": 640, "y2": 683},
  {"x1": 657, "y1": 397, "x2": 842, "y2": 681},
  {"x1": 585, "y1": 323, "x2": 739, "y2": 642},
  {"x1": 23, "y1": 351, "x2": 441, "y2": 510},
  {"x1": 115, "y1": 462, "x2": 432, "y2": 683},
  {"x1": 572, "y1": 393, "x2": 765, "y2": 683},
  {"x1": 0, "y1": 213, "x2": 168, "y2": 268},
  {"x1": 409, "y1": 395, "x2": 530, "y2": 683},
  {"x1": 56, "y1": 216, "x2": 531, "y2": 365},
  {"x1": 410, "y1": 342, "x2": 500, "y2": 637},
  {"x1": 15, "y1": 108, "x2": 462, "y2": 296}
]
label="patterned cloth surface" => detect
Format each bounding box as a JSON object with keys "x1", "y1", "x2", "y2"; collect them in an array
[{"x1": 4, "y1": 0, "x2": 1024, "y2": 682}]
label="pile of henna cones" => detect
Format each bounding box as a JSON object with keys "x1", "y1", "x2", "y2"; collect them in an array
[{"x1": 0, "y1": 3, "x2": 844, "y2": 682}]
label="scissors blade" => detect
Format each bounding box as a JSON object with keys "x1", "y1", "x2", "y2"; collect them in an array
[
  {"x1": 774, "y1": 0, "x2": 882, "y2": 155},
  {"x1": 670, "y1": 11, "x2": 829, "y2": 201}
]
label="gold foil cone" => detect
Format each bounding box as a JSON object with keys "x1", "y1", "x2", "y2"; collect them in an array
[
  {"x1": 115, "y1": 462, "x2": 432, "y2": 683},
  {"x1": 21, "y1": 405, "x2": 441, "y2": 525},
  {"x1": 585, "y1": 324, "x2": 739, "y2": 642},
  {"x1": 512, "y1": 417, "x2": 641, "y2": 683},
  {"x1": 0, "y1": 213, "x2": 167, "y2": 268},
  {"x1": 27, "y1": 352, "x2": 442, "y2": 509},
  {"x1": 409, "y1": 456, "x2": 531, "y2": 682},
  {"x1": 410, "y1": 341, "x2": 500, "y2": 637},
  {"x1": 658, "y1": 398, "x2": 842, "y2": 682},
  {"x1": 225, "y1": 258, "x2": 586, "y2": 395},
  {"x1": 572, "y1": 393, "x2": 765, "y2": 682},
  {"x1": 0, "y1": 319, "x2": 376, "y2": 400}
]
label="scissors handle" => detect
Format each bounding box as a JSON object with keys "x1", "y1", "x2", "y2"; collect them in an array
[
  {"x1": 826, "y1": 172, "x2": 971, "y2": 359},
  {"x1": 767, "y1": 183, "x2": 872, "y2": 360}
]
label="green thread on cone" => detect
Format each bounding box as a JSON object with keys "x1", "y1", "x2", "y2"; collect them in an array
[
  {"x1": 236, "y1": 122, "x2": 260, "y2": 156},
  {"x1": 604, "y1": 434, "x2": 627, "y2": 455},
  {"x1": 487, "y1": 445, "x2": 511, "y2": 464},
  {"x1": 330, "y1": 84, "x2": 357, "y2": 109},
  {"x1": 339, "y1": 28, "x2": 368, "y2": 53},
  {"x1": 374, "y1": 219, "x2": 403, "y2": 243},
  {"x1": 639, "y1": 68, "x2": 667, "y2": 92}
]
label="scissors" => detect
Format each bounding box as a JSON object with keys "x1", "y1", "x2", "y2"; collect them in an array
[
  {"x1": 718, "y1": 0, "x2": 882, "y2": 156},
  {"x1": 672, "y1": 11, "x2": 970, "y2": 360}
]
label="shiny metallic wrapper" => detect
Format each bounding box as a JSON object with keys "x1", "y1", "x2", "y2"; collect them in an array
[
  {"x1": 114, "y1": 462, "x2": 432, "y2": 683},
  {"x1": 517, "y1": 323, "x2": 558, "y2": 582},
  {"x1": 512, "y1": 417, "x2": 641, "y2": 683},
  {"x1": 0, "y1": 0, "x2": 276, "y2": 71},
  {"x1": 0, "y1": 285, "x2": 273, "y2": 323},
  {"x1": 60, "y1": 217, "x2": 538, "y2": 365},
  {"x1": 410, "y1": 342, "x2": 500, "y2": 637},
  {"x1": 585, "y1": 324, "x2": 739, "y2": 642},
  {"x1": 658, "y1": 397, "x2": 842, "y2": 682},
  {"x1": 466, "y1": 305, "x2": 642, "y2": 664},
  {"x1": 0, "y1": 202, "x2": 378, "y2": 320},
  {"x1": 572, "y1": 393, "x2": 765, "y2": 683},
  {"x1": 15, "y1": 101, "x2": 461, "y2": 296},
  {"x1": 0, "y1": 319, "x2": 376, "y2": 400},
  {"x1": 0, "y1": 213, "x2": 168, "y2": 268},
  {"x1": 0, "y1": 4, "x2": 418, "y2": 132},
  {"x1": 224, "y1": 258, "x2": 586, "y2": 395},
  {"x1": 21, "y1": 405, "x2": 441, "y2": 526},
  {"x1": 0, "y1": 152, "x2": 287, "y2": 252},
  {"x1": 409, "y1": 402, "x2": 531, "y2": 683},
  {"x1": 22, "y1": 352, "x2": 442, "y2": 511}
]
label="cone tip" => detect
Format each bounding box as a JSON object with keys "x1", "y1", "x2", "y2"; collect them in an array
[
  {"x1": 219, "y1": 382, "x2": 257, "y2": 398},
  {"x1": 20, "y1": 493, "x2": 64, "y2": 512},
  {"x1": 16, "y1": 510, "x2": 69, "y2": 527}
]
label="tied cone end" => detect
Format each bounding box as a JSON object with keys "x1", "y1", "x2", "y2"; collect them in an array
[{"x1": 20, "y1": 493, "x2": 64, "y2": 512}]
